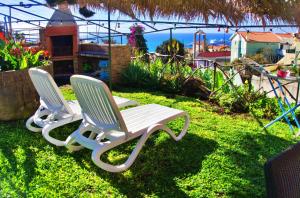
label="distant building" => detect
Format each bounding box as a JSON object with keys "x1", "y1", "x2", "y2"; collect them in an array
[
  {"x1": 194, "y1": 51, "x2": 231, "y2": 67},
  {"x1": 275, "y1": 33, "x2": 294, "y2": 56},
  {"x1": 207, "y1": 45, "x2": 230, "y2": 52},
  {"x1": 230, "y1": 31, "x2": 294, "y2": 62},
  {"x1": 193, "y1": 44, "x2": 231, "y2": 66},
  {"x1": 192, "y1": 41, "x2": 206, "y2": 55},
  {"x1": 277, "y1": 35, "x2": 300, "y2": 65}
]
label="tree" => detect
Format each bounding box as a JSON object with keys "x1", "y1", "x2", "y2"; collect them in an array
[
  {"x1": 254, "y1": 48, "x2": 281, "y2": 64},
  {"x1": 128, "y1": 24, "x2": 148, "y2": 55},
  {"x1": 156, "y1": 39, "x2": 185, "y2": 63}
]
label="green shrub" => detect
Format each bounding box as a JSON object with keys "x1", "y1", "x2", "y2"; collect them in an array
[
  {"x1": 121, "y1": 61, "x2": 152, "y2": 88},
  {"x1": 122, "y1": 57, "x2": 231, "y2": 95},
  {"x1": 122, "y1": 58, "x2": 285, "y2": 121},
  {"x1": 249, "y1": 95, "x2": 282, "y2": 119},
  {"x1": 247, "y1": 53, "x2": 268, "y2": 64},
  {"x1": 212, "y1": 80, "x2": 284, "y2": 119},
  {"x1": 147, "y1": 58, "x2": 164, "y2": 86},
  {"x1": 82, "y1": 63, "x2": 93, "y2": 72},
  {"x1": 0, "y1": 39, "x2": 50, "y2": 72},
  {"x1": 122, "y1": 57, "x2": 193, "y2": 93},
  {"x1": 213, "y1": 86, "x2": 249, "y2": 113},
  {"x1": 212, "y1": 80, "x2": 263, "y2": 113},
  {"x1": 193, "y1": 68, "x2": 226, "y2": 90},
  {"x1": 160, "y1": 74, "x2": 181, "y2": 93}
]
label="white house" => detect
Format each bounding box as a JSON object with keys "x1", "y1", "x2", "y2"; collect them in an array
[{"x1": 230, "y1": 31, "x2": 294, "y2": 62}]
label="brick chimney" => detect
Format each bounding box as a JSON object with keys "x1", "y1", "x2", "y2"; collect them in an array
[
  {"x1": 58, "y1": 2, "x2": 69, "y2": 11},
  {"x1": 43, "y1": 3, "x2": 79, "y2": 79}
]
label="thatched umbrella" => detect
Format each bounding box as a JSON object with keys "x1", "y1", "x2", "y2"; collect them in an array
[{"x1": 55, "y1": 0, "x2": 300, "y2": 26}]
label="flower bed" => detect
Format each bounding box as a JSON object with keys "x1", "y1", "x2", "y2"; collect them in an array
[{"x1": 0, "y1": 35, "x2": 52, "y2": 120}]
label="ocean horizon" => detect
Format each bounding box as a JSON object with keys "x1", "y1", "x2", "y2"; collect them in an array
[
  {"x1": 144, "y1": 33, "x2": 232, "y2": 52},
  {"x1": 83, "y1": 33, "x2": 232, "y2": 53}
]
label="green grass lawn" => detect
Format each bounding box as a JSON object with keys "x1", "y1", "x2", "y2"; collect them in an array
[{"x1": 0, "y1": 86, "x2": 298, "y2": 197}]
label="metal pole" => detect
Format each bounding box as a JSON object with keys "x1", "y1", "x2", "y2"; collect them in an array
[
  {"x1": 0, "y1": 13, "x2": 42, "y2": 28},
  {"x1": 198, "y1": 32, "x2": 201, "y2": 53},
  {"x1": 8, "y1": 7, "x2": 12, "y2": 37},
  {"x1": 108, "y1": 2, "x2": 112, "y2": 90},
  {"x1": 169, "y1": 28, "x2": 173, "y2": 59},
  {"x1": 193, "y1": 32, "x2": 196, "y2": 64},
  {"x1": 213, "y1": 62, "x2": 217, "y2": 91},
  {"x1": 4, "y1": 16, "x2": 8, "y2": 35}
]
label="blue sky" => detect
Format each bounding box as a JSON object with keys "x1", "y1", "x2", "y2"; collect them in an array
[{"x1": 0, "y1": 0, "x2": 299, "y2": 38}]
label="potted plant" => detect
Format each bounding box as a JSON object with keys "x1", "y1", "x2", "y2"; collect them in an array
[
  {"x1": 277, "y1": 65, "x2": 290, "y2": 78},
  {"x1": 0, "y1": 35, "x2": 52, "y2": 121}
]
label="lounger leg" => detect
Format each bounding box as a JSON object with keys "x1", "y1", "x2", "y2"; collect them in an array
[
  {"x1": 42, "y1": 117, "x2": 75, "y2": 146},
  {"x1": 26, "y1": 106, "x2": 51, "y2": 132},
  {"x1": 26, "y1": 116, "x2": 42, "y2": 132},
  {"x1": 65, "y1": 122, "x2": 98, "y2": 151},
  {"x1": 91, "y1": 114, "x2": 190, "y2": 172}
]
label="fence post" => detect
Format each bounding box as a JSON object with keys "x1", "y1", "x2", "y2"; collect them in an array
[{"x1": 213, "y1": 62, "x2": 217, "y2": 91}]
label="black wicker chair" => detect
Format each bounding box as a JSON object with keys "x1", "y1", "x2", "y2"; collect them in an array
[{"x1": 264, "y1": 142, "x2": 300, "y2": 198}]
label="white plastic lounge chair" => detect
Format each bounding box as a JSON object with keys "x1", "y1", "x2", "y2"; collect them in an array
[
  {"x1": 65, "y1": 75, "x2": 190, "y2": 172},
  {"x1": 26, "y1": 68, "x2": 138, "y2": 147}
]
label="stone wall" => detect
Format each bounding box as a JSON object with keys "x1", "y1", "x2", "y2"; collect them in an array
[
  {"x1": 0, "y1": 64, "x2": 53, "y2": 121},
  {"x1": 78, "y1": 44, "x2": 131, "y2": 84},
  {"x1": 111, "y1": 45, "x2": 131, "y2": 83}
]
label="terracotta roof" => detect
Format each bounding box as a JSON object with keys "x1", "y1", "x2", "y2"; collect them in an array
[
  {"x1": 236, "y1": 32, "x2": 281, "y2": 43},
  {"x1": 208, "y1": 45, "x2": 230, "y2": 51},
  {"x1": 199, "y1": 51, "x2": 231, "y2": 58},
  {"x1": 276, "y1": 33, "x2": 294, "y2": 38}
]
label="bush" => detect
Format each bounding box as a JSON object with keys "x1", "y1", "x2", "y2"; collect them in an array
[
  {"x1": 122, "y1": 58, "x2": 285, "y2": 121},
  {"x1": 121, "y1": 57, "x2": 193, "y2": 93},
  {"x1": 0, "y1": 39, "x2": 50, "y2": 72},
  {"x1": 247, "y1": 48, "x2": 282, "y2": 64},
  {"x1": 82, "y1": 62, "x2": 93, "y2": 73},
  {"x1": 247, "y1": 53, "x2": 268, "y2": 64},
  {"x1": 122, "y1": 57, "x2": 230, "y2": 95},
  {"x1": 128, "y1": 25, "x2": 148, "y2": 55},
  {"x1": 121, "y1": 61, "x2": 153, "y2": 88},
  {"x1": 212, "y1": 83, "x2": 254, "y2": 113},
  {"x1": 160, "y1": 73, "x2": 181, "y2": 93},
  {"x1": 249, "y1": 95, "x2": 282, "y2": 119},
  {"x1": 211, "y1": 80, "x2": 284, "y2": 119}
]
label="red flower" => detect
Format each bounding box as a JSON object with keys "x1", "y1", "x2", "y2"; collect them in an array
[
  {"x1": 0, "y1": 32, "x2": 7, "y2": 42},
  {"x1": 43, "y1": 50, "x2": 49, "y2": 57},
  {"x1": 30, "y1": 47, "x2": 38, "y2": 54},
  {"x1": 10, "y1": 48, "x2": 22, "y2": 57}
]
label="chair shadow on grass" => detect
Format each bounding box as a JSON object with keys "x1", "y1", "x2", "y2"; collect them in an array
[
  {"x1": 222, "y1": 132, "x2": 295, "y2": 197},
  {"x1": 67, "y1": 133, "x2": 217, "y2": 197},
  {"x1": 0, "y1": 121, "x2": 37, "y2": 196}
]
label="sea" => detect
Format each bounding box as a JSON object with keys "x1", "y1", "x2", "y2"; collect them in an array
[
  {"x1": 85, "y1": 33, "x2": 232, "y2": 52},
  {"x1": 144, "y1": 33, "x2": 232, "y2": 52}
]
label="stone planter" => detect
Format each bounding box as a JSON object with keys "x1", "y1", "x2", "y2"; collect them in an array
[{"x1": 0, "y1": 63, "x2": 53, "y2": 121}]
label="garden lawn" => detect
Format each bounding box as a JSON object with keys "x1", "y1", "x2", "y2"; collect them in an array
[{"x1": 0, "y1": 86, "x2": 298, "y2": 197}]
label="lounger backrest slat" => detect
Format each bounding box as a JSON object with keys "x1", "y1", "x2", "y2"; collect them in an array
[
  {"x1": 28, "y1": 68, "x2": 73, "y2": 114},
  {"x1": 70, "y1": 75, "x2": 128, "y2": 133}
]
